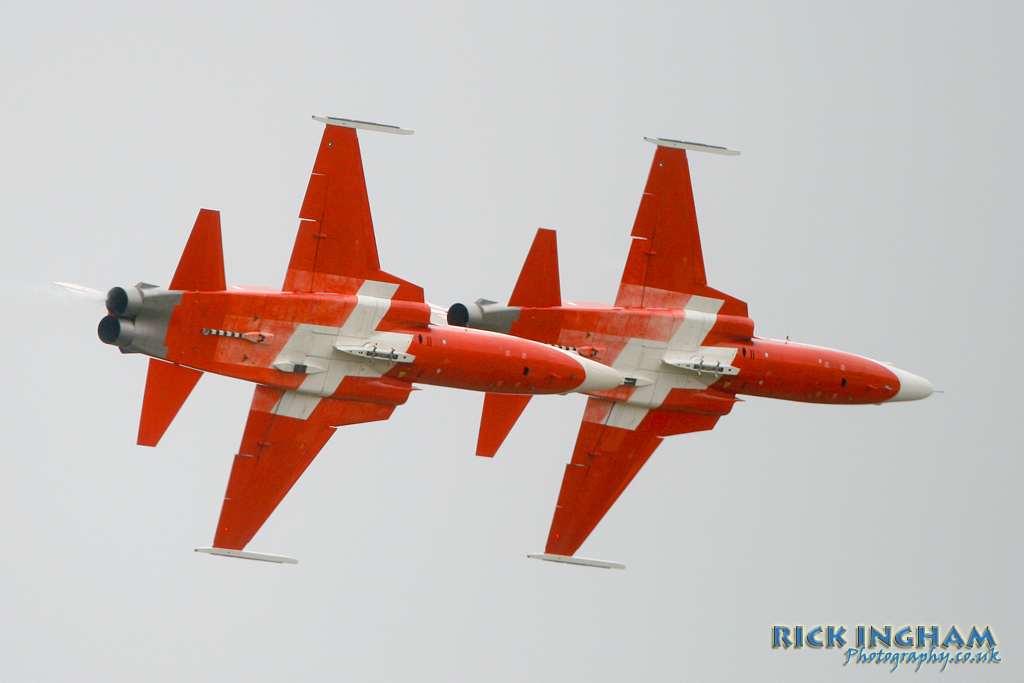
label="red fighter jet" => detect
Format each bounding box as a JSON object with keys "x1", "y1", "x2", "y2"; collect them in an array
[
  {"x1": 96, "y1": 117, "x2": 622, "y2": 564},
  {"x1": 448, "y1": 137, "x2": 934, "y2": 569}
]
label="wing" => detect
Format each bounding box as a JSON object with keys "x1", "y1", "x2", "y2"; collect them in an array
[
  {"x1": 283, "y1": 117, "x2": 423, "y2": 302},
  {"x1": 543, "y1": 397, "x2": 721, "y2": 557},
  {"x1": 614, "y1": 139, "x2": 747, "y2": 316},
  {"x1": 212, "y1": 383, "x2": 409, "y2": 551}
]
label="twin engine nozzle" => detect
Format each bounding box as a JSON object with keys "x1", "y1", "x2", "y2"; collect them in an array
[
  {"x1": 97, "y1": 284, "x2": 182, "y2": 358},
  {"x1": 106, "y1": 286, "x2": 146, "y2": 318},
  {"x1": 98, "y1": 286, "x2": 144, "y2": 347}
]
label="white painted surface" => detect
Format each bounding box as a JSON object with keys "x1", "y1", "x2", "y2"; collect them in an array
[
  {"x1": 20, "y1": 7, "x2": 1006, "y2": 680},
  {"x1": 312, "y1": 116, "x2": 413, "y2": 135},
  {"x1": 571, "y1": 354, "x2": 624, "y2": 393},
  {"x1": 194, "y1": 547, "x2": 298, "y2": 564},
  {"x1": 643, "y1": 137, "x2": 740, "y2": 155},
  {"x1": 604, "y1": 403, "x2": 649, "y2": 431},
  {"x1": 607, "y1": 297, "x2": 734, "y2": 414},
  {"x1": 885, "y1": 365, "x2": 935, "y2": 402},
  {"x1": 527, "y1": 554, "x2": 625, "y2": 570},
  {"x1": 268, "y1": 281, "x2": 408, "y2": 417},
  {"x1": 272, "y1": 390, "x2": 322, "y2": 420}
]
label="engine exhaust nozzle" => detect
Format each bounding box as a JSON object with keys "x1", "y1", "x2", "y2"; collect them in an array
[
  {"x1": 447, "y1": 300, "x2": 521, "y2": 334},
  {"x1": 106, "y1": 286, "x2": 144, "y2": 317},
  {"x1": 98, "y1": 315, "x2": 136, "y2": 347}
]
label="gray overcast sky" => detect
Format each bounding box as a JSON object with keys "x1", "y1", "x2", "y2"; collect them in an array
[{"x1": 2, "y1": 1, "x2": 1021, "y2": 680}]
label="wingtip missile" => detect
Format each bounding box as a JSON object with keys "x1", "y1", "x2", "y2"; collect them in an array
[
  {"x1": 644, "y1": 137, "x2": 740, "y2": 155},
  {"x1": 313, "y1": 115, "x2": 414, "y2": 135},
  {"x1": 195, "y1": 547, "x2": 298, "y2": 564},
  {"x1": 528, "y1": 553, "x2": 625, "y2": 570}
]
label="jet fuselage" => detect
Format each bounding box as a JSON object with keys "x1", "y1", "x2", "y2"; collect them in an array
[
  {"x1": 497, "y1": 302, "x2": 932, "y2": 410},
  {"x1": 100, "y1": 285, "x2": 623, "y2": 407}
]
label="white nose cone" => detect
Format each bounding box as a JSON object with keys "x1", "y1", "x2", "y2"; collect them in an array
[
  {"x1": 574, "y1": 355, "x2": 624, "y2": 393},
  {"x1": 887, "y1": 366, "x2": 934, "y2": 402}
]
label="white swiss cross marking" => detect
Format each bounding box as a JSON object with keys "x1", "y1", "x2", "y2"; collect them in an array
[
  {"x1": 606, "y1": 295, "x2": 737, "y2": 429},
  {"x1": 270, "y1": 281, "x2": 409, "y2": 419}
]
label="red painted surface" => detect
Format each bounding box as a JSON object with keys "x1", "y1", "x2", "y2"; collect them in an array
[
  {"x1": 477, "y1": 393, "x2": 533, "y2": 457},
  {"x1": 508, "y1": 228, "x2": 561, "y2": 308},
  {"x1": 158, "y1": 292, "x2": 596, "y2": 397},
  {"x1": 105, "y1": 123, "x2": 929, "y2": 562},
  {"x1": 546, "y1": 400, "x2": 719, "y2": 556},
  {"x1": 137, "y1": 358, "x2": 203, "y2": 447},
  {"x1": 169, "y1": 209, "x2": 226, "y2": 293},
  {"x1": 108, "y1": 120, "x2": 623, "y2": 554},
  {"x1": 488, "y1": 142, "x2": 928, "y2": 559},
  {"x1": 151, "y1": 279, "x2": 601, "y2": 550},
  {"x1": 214, "y1": 385, "x2": 396, "y2": 551}
]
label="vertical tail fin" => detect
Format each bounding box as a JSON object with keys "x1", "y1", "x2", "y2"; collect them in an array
[
  {"x1": 504, "y1": 228, "x2": 566, "y2": 344},
  {"x1": 508, "y1": 228, "x2": 560, "y2": 308},
  {"x1": 138, "y1": 359, "x2": 203, "y2": 447},
  {"x1": 476, "y1": 393, "x2": 533, "y2": 457},
  {"x1": 135, "y1": 210, "x2": 220, "y2": 446},
  {"x1": 169, "y1": 209, "x2": 226, "y2": 292}
]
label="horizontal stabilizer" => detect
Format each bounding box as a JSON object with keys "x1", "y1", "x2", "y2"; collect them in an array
[
  {"x1": 138, "y1": 358, "x2": 203, "y2": 447},
  {"x1": 195, "y1": 547, "x2": 298, "y2": 564},
  {"x1": 170, "y1": 209, "x2": 226, "y2": 292},
  {"x1": 527, "y1": 553, "x2": 625, "y2": 570},
  {"x1": 476, "y1": 393, "x2": 532, "y2": 457}
]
